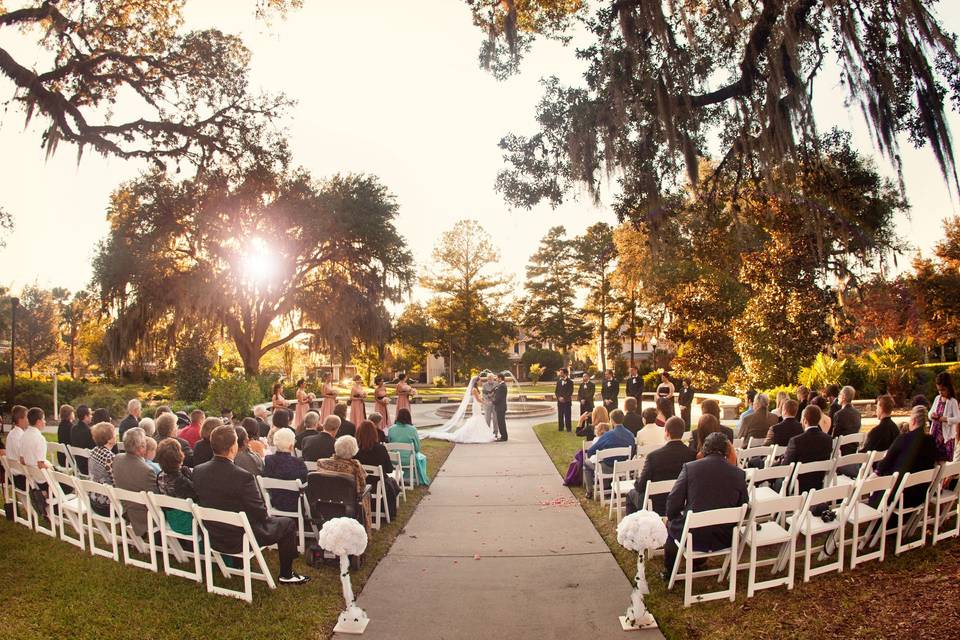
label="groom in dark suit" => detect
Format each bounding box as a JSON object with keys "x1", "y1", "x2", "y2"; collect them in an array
[
  {"x1": 493, "y1": 373, "x2": 509, "y2": 442},
  {"x1": 555, "y1": 368, "x2": 574, "y2": 432}
]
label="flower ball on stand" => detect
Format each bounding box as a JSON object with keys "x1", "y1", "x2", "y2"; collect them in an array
[
  {"x1": 318, "y1": 517, "x2": 369, "y2": 634},
  {"x1": 616, "y1": 510, "x2": 668, "y2": 631}
]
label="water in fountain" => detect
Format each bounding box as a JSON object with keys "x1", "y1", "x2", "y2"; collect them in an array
[{"x1": 434, "y1": 369, "x2": 553, "y2": 419}]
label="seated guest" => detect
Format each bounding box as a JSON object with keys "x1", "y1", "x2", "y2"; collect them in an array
[
  {"x1": 771, "y1": 391, "x2": 790, "y2": 419},
  {"x1": 155, "y1": 412, "x2": 194, "y2": 466},
  {"x1": 825, "y1": 383, "x2": 841, "y2": 418},
  {"x1": 796, "y1": 385, "x2": 811, "y2": 416},
  {"x1": 622, "y1": 397, "x2": 643, "y2": 435},
  {"x1": 144, "y1": 437, "x2": 161, "y2": 474},
  {"x1": 575, "y1": 405, "x2": 609, "y2": 439},
  {"x1": 254, "y1": 405, "x2": 271, "y2": 438},
  {"x1": 693, "y1": 415, "x2": 737, "y2": 465},
  {"x1": 877, "y1": 405, "x2": 938, "y2": 507},
  {"x1": 91, "y1": 407, "x2": 112, "y2": 426},
  {"x1": 861, "y1": 395, "x2": 900, "y2": 453},
  {"x1": 57, "y1": 404, "x2": 75, "y2": 467},
  {"x1": 241, "y1": 417, "x2": 267, "y2": 458},
  {"x1": 388, "y1": 409, "x2": 430, "y2": 485},
  {"x1": 21, "y1": 407, "x2": 50, "y2": 470},
  {"x1": 112, "y1": 427, "x2": 158, "y2": 537},
  {"x1": 636, "y1": 407, "x2": 665, "y2": 447},
  {"x1": 315, "y1": 435, "x2": 372, "y2": 532},
  {"x1": 782, "y1": 405, "x2": 834, "y2": 494},
  {"x1": 138, "y1": 417, "x2": 156, "y2": 439},
  {"x1": 2, "y1": 406, "x2": 28, "y2": 481},
  {"x1": 738, "y1": 392, "x2": 778, "y2": 441},
  {"x1": 663, "y1": 432, "x2": 748, "y2": 580},
  {"x1": 191, "y1": 417, "x2": 223, "y2": 467},
  {"x1": 355, "y1": 419, "x2": 398, "y2": 519},
  {"x1": 764, "y1": 399, "x2": 803, "y2": 446},
  {"x1": 267, "y1": 406, "x2": 294, "y2": 447},
  {"x1": 333, "y1": 403, "x2": 356, "y2": 438},
  {"x1": 563, "y1": 422, "x2": 610, "y2": 486},
  {"x1": 626, "y1": 417, "x2": 696, "y2": 516},
  {"x1": 736, "y1": 389, "x2": 757, "y2": 430},
  {"x1": 295, "y1": 411, "x2": 321, "y2": 450},
  {"x1": 193, "y1": 426, "x2": 310, "y2": 585},
  {"x1": 118, "y1": 399, "x2": 142, "y2": 436},
  {"x1": 234, "y1": 427, "x2": 264, "y2": 476},
  {"x1": 368, "y1": 412, "x2": 388, "y2": 443},
  {"x1": 655, "y1": 397, "x2": 671, "y2": 427},
  {"x1": 302, "y1": 415, "x2": 340, "y2": 462},
  {"x1": 88, "y1": 421, "x2": 118, "y2": 515},
  {"x1": 263, "y1": 428, "x2": 308, "y2": 512},
  {"x1": 698, "y1": 399, "x2": 735, "y2": 443},
  {"x1": 178, "y1": 409, "x2": 205, "y2": 447},
  {"x1": 70, "y1": 405, "x2": 95, "y2": 474},
  {"x1": 810, "y1": 395, "x2": 832, "y2": 432},
  {"x1": 155, "y1": 438, "x2": 197, "y2": 536},
  {"x1": 583, "y1": 410, "x2": 635, "y2": 499},
  {"x1": 831, "y1": 385, "x2": 862, "y2": 454}
]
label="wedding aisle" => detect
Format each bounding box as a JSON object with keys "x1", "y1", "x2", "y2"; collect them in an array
[{"x1": 335, "y1": 415, "x2": 664, "y2": 639}]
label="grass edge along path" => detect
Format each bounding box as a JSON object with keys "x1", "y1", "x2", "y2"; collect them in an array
[
  {"x1": 0, "y1": 439, "x2": 453, "y2": 640},
  {"x1": 532, "y1": 422, "x2": 960, "y2": 640}
]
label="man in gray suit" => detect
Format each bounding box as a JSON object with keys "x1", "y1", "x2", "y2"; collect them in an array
[
  {"x1": 112, "y1": 427, "x2": 158, "y2": 538},
  {"x1": 481, "y1": 373, "x2": 498, "y2": 436},
  {"x1": 831, "y1": 385, "x2": 862, "y2": 457}
]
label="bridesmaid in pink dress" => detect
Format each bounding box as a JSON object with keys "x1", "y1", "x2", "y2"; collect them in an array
[
  {"x1": 373, "y1": 375, "x2": 391, "y2": 426},
  {"x1": 395, "y1": 372, "x2": 415, "y2": 416},
  {"x1": 271, "y1": 383, "x2": 289, "y2": 413},
  {"x1": 319, "y1": 373, "x2": 337, "y2": 420},
  {"x1": 349, "y1": 375, "x2": 367, "y2": 425},
  {"x1": 293, "y1": 379, "x2": 313, "y2": 430}
]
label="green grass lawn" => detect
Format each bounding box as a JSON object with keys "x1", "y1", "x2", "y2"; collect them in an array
[
  {"x1": 533, "y1": 422, "x2": 960, "y2": 640},
  {"x1": 1, "y1": 438, "x2": 453, "y2": 640}
]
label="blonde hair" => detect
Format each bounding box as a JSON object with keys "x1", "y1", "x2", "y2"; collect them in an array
[
  {"x1": 594, "y1": 422, "x2": 611, "y2": 437},
  {"x1": 591, "y1": 406, "x2": 609, "y2": 425},
  {"x1": 910, "y1": 405, "x2": 928, "y2": 432},
  {"x1": 91, "y1": 421, "x2": 116, "y2": 447}
]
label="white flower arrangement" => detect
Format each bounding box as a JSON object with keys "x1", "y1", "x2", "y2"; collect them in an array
[
  {"x1": 616, "y1": 510, "x2": 667, "y2": 631},
  {"x1": 318, "y1": 517, "x2": 368, "y2": 557}
]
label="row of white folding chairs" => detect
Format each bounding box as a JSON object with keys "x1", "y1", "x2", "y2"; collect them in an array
[
  {"x1": 665, "y1": 460, "x2": 960, "y2": 607},
  {"x1": 1, "y1": 458, "x2": 274, "y2": 603}
]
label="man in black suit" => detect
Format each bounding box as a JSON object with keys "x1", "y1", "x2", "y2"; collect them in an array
[
  {"x1": 622, "y1": 397, "x2": 643, "y2": 435},
  {"x1": 118, "y1": 399, "x2": 142, "y2": 437},
  {"x1": 825, "y1": 384, "x2": 841, "y2": 419},
  {"x1": 69, "y1": 405, "x2": 95, "y2": 474},
  {"x1": 663, "y1": 432, "x2": 748, "y2": 579},
  {"x1": 192, "y1": 426, "x2": 310, "y2": 585},
  {"x1": 625, "y1": 365, "x2": 642, "y2": 409},
  {"x1": 626, "y1": 417, "x2": 695, "y2": 516},
  {"x1": 831, "y1": 385, "x2": 862, "y2": 454},
  {"x1": 601, "y1": 370, "x2": 619, "y2": 412},
  {"x1": 555, "y1": 368, "x2": 574, "y2": 432},
  {"x1": 764, "y1": 399, "x2": 803, "y2": 446},
  {"x1": 860, "y1": 395, "x2": 899, "y2": 453},
  {"x1": 294, "y1": 411, "x2": 321, "y2": 450},
  {"x1": 333, "y1": 403, "x2": 356, "y2": 438},
  {"x1": 493, "y1": 374, "x2": 509, "y2": 441},
  {"x1": 677, "y1": 378, "x2": 695, "y2": 429},
  {"x1": 302, "y1": 415, "x2": 339, "y2": 462},
  {"x1": 782, "y1": 405, "x2": 834, "y2": 494},
  {"x1": 577, "y1": 373, "x2": 595, "y2": 419}
]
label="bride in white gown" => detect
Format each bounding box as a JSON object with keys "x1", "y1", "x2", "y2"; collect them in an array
[{"x1": 420, "y1": 375, "x2": 496, "y2": 443}]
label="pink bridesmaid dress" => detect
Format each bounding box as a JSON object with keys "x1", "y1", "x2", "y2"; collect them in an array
[
  {"x1": 374, "y1": 385, "x2": 391, "y2": 426},
  {"x1": 396, "y1": 382, "x2": 412, "y2": 415},
  {"x1": 350, "y1": 384, "x2": 367, "y2": 425},
  {"x1": 320, "y1": 383, "x2": 337, "y2": 420},
  {"x1": 293, "y1": 388, "x2": 309, "y2": 429}
]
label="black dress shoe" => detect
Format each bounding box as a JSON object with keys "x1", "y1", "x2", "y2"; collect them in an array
[{"x1": 279, "y1": 573, "x2": 311, "y2": 585}]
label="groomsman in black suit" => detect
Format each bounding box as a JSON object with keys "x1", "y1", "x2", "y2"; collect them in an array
[
  {"x1": 601, "y1": 370, "x2": 619, "y2": 412},
  {"x1": 555, "y1": 368, "x2": 574, "y2": 432},
  {"x1": 625, "y1": 365, "x2": 642, "y2": 411},
  {"x1": 578, "y1": 372, "x2": 595, "y2": 419}
]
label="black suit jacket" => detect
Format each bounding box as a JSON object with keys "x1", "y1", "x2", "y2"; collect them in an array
[
  {"x1": 764, "y1": 417, "x2": 803, "y2": 447},
  {"x1": 601, "y1": 379, "x2": 619, "y2": 404},
  {"x1": 578, "y1": 382, "x2": 595, "y2": 404},
  {"x1": 831, "y1": 404, "x2": 862, "y2": 454},
  {"x1": 302, "y1": 432, "x2": 336, "y2": 462},
  {"x1": 635, "y1": 441, "x2": 696, "y2": 515},
  {"x1": 861, "y1": 417, "x2": 900, "y2": 453},
  {"x1": 69, "y1": 420, "x2": 95, "y2": 474},
  {"x1": 622, "y1": 411, "x2": 643, "y2": 435},
  {"x1": 118, "y1": 414, "x2": 139, "y2": 436},
  {"x1": 492, "y1": 381, "x2": 508, "y2": 409},
  {"x1": 678, "y1": 386, "x2": 695, "y2": 409},
  {"x1": 192, "y1": 457, "x2": 290, "y2": 552},
  {"x1": 295, "y1": 428, "x2": 320, "y2": 451},
  {"x1": 877, "y1": 429, "x2": 938, "y2": 507},
  {"x1": 336, "y1": 420, "x2": 356, "y2": 439},
  {"x1": 782, "y1": 427, "x2": 833, "y2": 494},
  {"x1": 555, "y1": 378, "x2": 574, "y2": 402},
  {"x1": 689, "y1": 425, "x2": 735, "y2": 454},
  {"x1": 625, "y1": 375, "x2": 642, "y2": 399},
  {"x1": 666, "y1": 455, "x2": 748, "y2": 550}
]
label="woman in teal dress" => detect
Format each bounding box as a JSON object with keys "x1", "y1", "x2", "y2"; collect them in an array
[{"x1": 388, "y1": 408, "x2": 430, "y2": 485}]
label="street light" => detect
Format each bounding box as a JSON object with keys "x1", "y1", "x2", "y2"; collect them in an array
[{"x1": 649, "y1": 336, "x2": 658, "y2": 369}]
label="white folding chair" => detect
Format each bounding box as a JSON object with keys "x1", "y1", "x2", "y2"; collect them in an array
[
  {"x1": 730, "y1": 438, "x2": 744, "y2": 449},
  {"x1": 833, "y1": 432, "x2": 866, "y2": 456},
  {"x1": 3, "y1": 457, "x2": 35, "y2": 529},
  {"x1": 361, "y1": 465, "x2": 393, "y2": 529},
  {"x1": 748, "y1": 463, "x2": 796, "y2": 505},
  {"x1": 828, "y1": 452, "x2": 872, "y2": 487},
  {"x1": 727, "y1": 493, "x2": 807, "y2": 597},
  {"x1": 581, "y1": 439, "x2": 594, "y2": 489},
  {"x1": 304, "y1": 460, "x2": 318, "y2": 472},
  {"x1": 737, "y1": 446, "x2": 774, "y2": 469},
  {"x1": 46, "y1": 441, "x2": 74, "y2": 475},
  {"x1": 592, "y1": 447, "x2": 632, "y2": 504},
  {"x1": 877, "y1": 467, "x2": 940, "y2": 555},
  {"x1": 45, "y1": 469, "x2": 87, "y2": 550},
  {"x1": 929, "y1": 460, "x2": 960, "y2": 544},
  {"x1": 668, "y1": 505, "x2": 747, "y2": 607},
  {"x1": 257, "y1": 476, "x2": 309, "y2": 551},
  {"x1": 609, "y1": 458, "x2": 645, "y2": 521},
  {"x1": 386, "y1": 443, "x2": 417, "y2": 491},
  {"x1": 67, "y1": 446, "x2": 92, "y2": 480},
  {"x1": 76, "y1": 479, "x2": 121, "y2": 561},
  {"x1": 788, "y1": 459, "x2": 836, "y2": 496},
  {"x1": 783, "y1": 484, "x2": 854, "y2": 581},
  {"x1": 0, "y1": 454, "x2": 13, "y2": 504},
  {"x1": 680, "y1": 431, "x2": 692, "y2": 444},
  {"x1": 192, "y1": 504, "x2": 277, "y2": 602},
  {"x1": 634, "y1": 443, "x2": 661, "y2": 460},
  {"x1": 845, "y1": 473, "x2": 898, "y2": 569},
  {"x1": 641, "y1": 479, "x2": 676, "y2": 515},
  {"x1": 746, "y1": 436, "x2": 766, "y2": 449},
  {"x1": 111, "y1": 486, "x2": 158, "y2": 572},
  {"x1": 22, "y1": 464, "x2": 57, "y2": 537},
  {"x1": 386, "y1": 450, "x2": 406, "y2": 502},
  {"x1": 146, "y1": 492, "x2": 202, "y2": 582}
]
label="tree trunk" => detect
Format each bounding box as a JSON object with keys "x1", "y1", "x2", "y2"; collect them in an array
[
  {"x1": 629, "y1": 293, "x2": 636, "y2": 368},
  {"x1": 600, "y1": 287, "x2": 607, "y2": 373}
]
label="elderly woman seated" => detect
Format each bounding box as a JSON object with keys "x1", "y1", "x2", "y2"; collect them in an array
[
  {"x1": 263, "y1": 428, "x2": 308, "y2": 513},
  {"x1": 88, "y1": 421, "x2": 117, "y2": 516},
  {"x1": 155, "y1": 438, "x2": 198, "y2": 536},
  {"x1": 315, "y1": 435, "x2": 372, "y2": 532}
]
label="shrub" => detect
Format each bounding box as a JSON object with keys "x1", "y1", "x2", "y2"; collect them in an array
[
  {"x1": 202, "y1": 375, "x2": 262, "y2": 418},
  {"x1": 432, "y1": 375, "x2": 446, "y2": 388},
  {"x1": 797, "y1": 353, "x2": 846, "y2": 391},
  {"x1": 841, "y1": 359, "x2": 878, "y2": 398},
  {"x1": 174, "y1": 333, "x2": 213, "y2": 402},
  {"x1": 642, "y1": 370, "x2": 661, "y2": 391},
  {"x1": 862, "y1": 337, "x2": 921, "y2": 405},
  {"x1": 520, "y1": 348, "x2": 563, "y2": 379},
  {"x1": 528, "y1": 363, "x2": 545, "y2": 384},
  {"x1": 72, "y1": 390, "x2": 126, "y2": 420}
]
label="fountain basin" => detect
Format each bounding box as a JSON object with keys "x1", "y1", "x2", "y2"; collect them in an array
[{"x1": 435, "y1": 401, "x2": 555, "y2": 419}]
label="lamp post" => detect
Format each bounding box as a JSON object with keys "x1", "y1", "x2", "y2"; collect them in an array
[{"x1": 649, "y1": 336, "x2": 658, "y2": 370}]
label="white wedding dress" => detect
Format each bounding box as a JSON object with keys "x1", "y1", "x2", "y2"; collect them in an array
[{"x1": 420, "y1": 377, "x2": 497, "y2": 443}]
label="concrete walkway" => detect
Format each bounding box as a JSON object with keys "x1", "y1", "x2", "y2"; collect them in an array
[{"x1": 335, "y1": 415, "x2": 664, "y2": 640}]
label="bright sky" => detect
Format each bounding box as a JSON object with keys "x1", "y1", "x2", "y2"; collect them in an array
[{"x1": 1, "y1": 1, "x2": 958, "y2": 298}]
